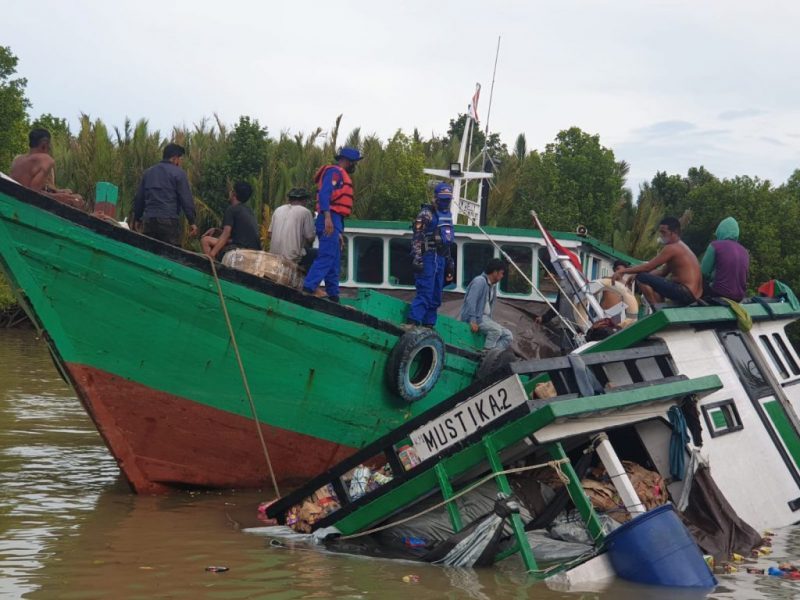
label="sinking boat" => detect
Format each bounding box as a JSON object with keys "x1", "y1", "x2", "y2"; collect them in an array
[{"x1": 265, "y1": 298, "x2": 800, "y2": 588}]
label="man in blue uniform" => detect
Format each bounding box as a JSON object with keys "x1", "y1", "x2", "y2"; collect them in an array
[
  {"x1": 407, "y1": 183, "x2": 455, "y2": 327},
  {"x1": 302, "y1": 147, "x2": 362, "y2": 303}
]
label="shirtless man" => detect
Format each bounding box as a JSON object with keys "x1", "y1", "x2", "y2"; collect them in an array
[
  {"x1": 612, "y1": 216, "x2": 702, "y2": 306},
  {"x1": 9, "y1": 128, "x2": 84, "y2": 209}
]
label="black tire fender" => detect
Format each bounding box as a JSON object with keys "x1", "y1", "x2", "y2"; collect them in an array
[{"x1": 385, "y1": 328, "x2": 446, "y2": 403}]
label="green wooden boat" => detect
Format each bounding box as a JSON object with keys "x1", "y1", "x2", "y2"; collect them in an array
[{"x1": 0, "y1": 177, "x2": 489, "y2": 493}]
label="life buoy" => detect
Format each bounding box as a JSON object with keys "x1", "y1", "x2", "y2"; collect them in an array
[
  {"x1": 385, "y1": 328, "x2": 445, "y2": 403},
  {"x1": 595, "y1": 277, "x2": 639, "y2": 320}
]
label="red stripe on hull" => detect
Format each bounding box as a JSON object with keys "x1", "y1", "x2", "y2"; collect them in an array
[{"x1": 65, "y1": 363, "x2": 356, "y2": 494}]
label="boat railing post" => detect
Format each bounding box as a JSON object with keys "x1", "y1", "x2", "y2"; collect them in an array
[
  {"x1": 593, "y1": 433, "x2": 647, "y2": 516},
  {"x1": 547, "y1": 442, "x2": 605, "y2": 544},
  {"x1": 434, "y1": 463, "x2": 463, "y2": 533},
  {"x1": 482, "y1": 436, "x2": 538, "y2": 572}
]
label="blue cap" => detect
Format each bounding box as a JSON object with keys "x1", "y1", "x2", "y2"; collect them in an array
[
  {"x1": 434, "y1": 182, "x2": 453, "y2": 200},
  {"x1": 336, "y1": 147, "x2": 362, "y2": 162}
]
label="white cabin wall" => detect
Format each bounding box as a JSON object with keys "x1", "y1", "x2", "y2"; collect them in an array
[
  {"x1": 752, "y1": 321, "x2": 800, "y2": 416},
  {"x1": 647, "y1": 328, "x2": 800, "y2": 530}
]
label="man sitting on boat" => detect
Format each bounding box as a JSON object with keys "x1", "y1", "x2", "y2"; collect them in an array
[
  {"x1": 701, "y1": 216, "x2": 749, "y2": 302},
  {"x1": 460, "y1": 258, "x2": 513, "y2": 350},
  {"x1": 612, "y1": 216, "x2": 703, "y2": 306},
  {"x1": 9, "y1": 128, "x2": 85, "y2": 209},
  {"x1": 302, "y1": 147, "x2": 362, "y2": 303},
  {"x1": 406, "y1": 183, "x2": 455, "y2": 327},
  {"x1": 132, "y1": 143, "x2": 197, "y2": 246},
  {"x1": 268, "y1": 187, "x2": 316, "y2": 268},
  {"x1": 201, "y1": 181, "x2": 262, "y2": 260}
]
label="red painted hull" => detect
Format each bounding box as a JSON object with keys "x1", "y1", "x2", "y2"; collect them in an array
[{"x1": 65, "y1": 363, "x2": 356, "y2": 494}]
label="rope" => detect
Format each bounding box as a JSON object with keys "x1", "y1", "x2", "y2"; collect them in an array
[
  {"x1": 207, "y1": 256, "x2": 281, "y2": 499},
  {"x1": 337, "y1": 458, "x2": 570, "y2": 540},
  {"x1": 471, "y1": 222, "x2": 580, "y2": 339}
]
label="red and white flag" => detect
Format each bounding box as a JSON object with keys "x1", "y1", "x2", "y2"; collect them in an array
[{"x1": 469, "y1": 83, "x2": 481, "y2": 122}]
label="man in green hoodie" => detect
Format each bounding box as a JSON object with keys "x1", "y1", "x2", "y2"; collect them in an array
[{"x1": 701, "y1": 216, "x2": 749, "y2": 302}]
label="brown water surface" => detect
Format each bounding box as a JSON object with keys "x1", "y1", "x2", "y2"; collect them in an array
[{"x1": 1, "y1": 329, "x2": 800, "y2": 599}]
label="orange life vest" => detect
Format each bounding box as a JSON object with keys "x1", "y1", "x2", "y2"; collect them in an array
[{"x1": 314, "y1": 165, "x2": 354, "y2": 217}]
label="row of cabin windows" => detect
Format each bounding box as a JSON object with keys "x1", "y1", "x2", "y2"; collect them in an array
[
  {"x1": 335, "y1": 236, "x2": 611, "y2": 297},
  {"x1": 759, "y1": 333, "x2": 800, "y2": 381}
]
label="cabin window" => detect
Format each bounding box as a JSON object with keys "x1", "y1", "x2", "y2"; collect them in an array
[
  {"x1": 773, "y1": 333, "x2": 800, "y2": 376},
  {"x1": 500, "y1": 245, "x2": 533, "y2": 295},
  {"x1": 760, "y1": 335, "x2": 789, "y2": 379},
  {"x1": 590, "y1": 257, "x2": 600, "y2": 280},
  {"x1": 537, "y1": 247, "x2": 559, "y2": 296},
  {"x1": 445, "y1": 247, "x2": 458, "y2": 290},
  {"x1": 719, "y1": 330, "x2": 772, "y2": 399},
  {"x1": 388, "y1": 238, "x2": 414, "y2": 286},
  {"x1": 702, "y1": 399, "x2": 743, "y2": 438},
  {"x1": 462, "y1": 243, "x2": 495, "y2": 288},
  {"x1": 340, "y1": 236, "x2": 349, "y2": 281},
  {"x1": 353, "y1": 236, "x2": 384, "y2": 284}
]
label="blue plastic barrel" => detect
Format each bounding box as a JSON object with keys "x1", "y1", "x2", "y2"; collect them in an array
[{"x1": 604, "y1": 504, "x2": 717, "y2": 588}]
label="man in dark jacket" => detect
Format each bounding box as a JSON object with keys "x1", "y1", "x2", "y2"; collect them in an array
[{"x1": 133, "y1": 143, "x2": 197, "y2": 246}]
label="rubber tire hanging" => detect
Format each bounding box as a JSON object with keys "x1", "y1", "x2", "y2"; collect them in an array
[{"x1": 386, "y1": 327, "x2": 445, "y2": 403}]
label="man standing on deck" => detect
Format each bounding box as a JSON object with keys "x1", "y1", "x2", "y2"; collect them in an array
[
  {"x1": 701, "y1": 216, "x2": 749, "y2": 302},
  {"x1": 133, "y1": 143, "x2": 197, "y2": 246},
  {"x1": 268, "y1": 187, "x2": 316, "y2": 266},
  {"x1": 612, "y1": 216, "x2": 703, "y2": 306},
  {"x1": 9, "y1": 128, "x2": 85, "y2": 209},
  {"x1": 302, "y1": 147, "x2": 362, "y2": 303},
  {"x1": 201, "y1": 181, "x2": 261, "y2": 260},
  {"x1": 406, "y1": 183, "x2": 456, "y2": 327},
  {"x1": 460, "y1": 258, "x2": 513, "y2": 350}
]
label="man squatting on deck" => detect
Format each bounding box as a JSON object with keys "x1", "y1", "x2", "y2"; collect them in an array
[
  {"x1": 9, "y1": 129, "x2": 85, "y2": 209},
  {"x1": 133, "y1": 143, "x2": 198, "y2": 246},
  {"x1": 460, "y1": 258, "x2": 514, "y2": 350},
  {"x1": 201, "y1": 181, "x2": 262, "y2": 259},
  {"x1": 406, "y1": 183, "x2": 456, "y2": 327},
  {"x1": 268, "y1": 188, "x2": 316, "y2": 268},
  {"x1": 613, "y1": 216, "x2": 703, "y2": 306},
  {"x1": 302, "y1": 147, "x2": 362, "y2": 303}
]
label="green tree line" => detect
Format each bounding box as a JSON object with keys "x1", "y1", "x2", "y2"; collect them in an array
[{"x1": 2, "y1": 45, "x2": 800, "y2": 312}]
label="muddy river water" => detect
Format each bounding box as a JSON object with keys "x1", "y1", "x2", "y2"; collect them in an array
[{"x1": 2, "y1": 329, "x2": 800, "y2": 599}]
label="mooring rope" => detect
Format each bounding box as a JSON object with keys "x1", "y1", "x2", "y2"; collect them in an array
[
  {"x1": 338, "y1": 458, "x2": 570, "y2": 540},
  {"x1": 207, "y1": 256, "x2": 281, "y2": 499}
]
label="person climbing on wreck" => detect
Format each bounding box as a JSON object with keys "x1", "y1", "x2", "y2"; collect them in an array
[
  {"x1": 460, "y1": 258, "x2": 513, "y2": 350},
  {"x1": 9, "y1": 128, "x2": 85, "y2": 209},
  {"x1": 302, "y1": 147, "x2": 362, "y2": 303},
  {"x1": 612, "y1": 216, "x2": 703, "y2": 306},
  {"x1": 701, "y1": 216, "x2": 749, "y2": 302},
  {"x1": 406, "y1": 182, "x2": 456, "y2": 327}
]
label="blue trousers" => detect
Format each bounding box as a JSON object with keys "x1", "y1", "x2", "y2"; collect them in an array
[
  {"x1": 408, "y1": 253, "x2": 446, "y2": 326},
  {"x1": 303, "y1": 212, "x2": 343, "y2": 297}
]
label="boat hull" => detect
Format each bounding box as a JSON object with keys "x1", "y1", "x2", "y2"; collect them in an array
[
  {"x1": 0, "y1": 179, "x2": 480, "y2": 493},
  {"x1": 65, "y1": 362, "x2": 354, "y2": 493}
]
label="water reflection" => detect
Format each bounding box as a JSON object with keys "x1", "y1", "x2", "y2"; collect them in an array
[{"x1": 1, "y1": 329, "x2": 799, "y2": 599}]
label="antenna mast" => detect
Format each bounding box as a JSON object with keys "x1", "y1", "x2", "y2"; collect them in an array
[{"x1": 478, "y1": 36, "x2": 501, "y2": 224}]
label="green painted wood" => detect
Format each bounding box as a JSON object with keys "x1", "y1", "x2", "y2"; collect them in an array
[
  {"x1": 548, "y1": 442, "x2": 604, "y2": 543},
  {"x1": 586, "y1": 304, "x2": 800, "y2": 355},
  {"x1": 434, "y1": 463, "x2": 462, "y2": 532},
  {"x1": 764, "y1": 399, "x2": 800, "y2": 471},
  {"x1": 0, "y1": 189, "x2": 482, "y2": 450},
  {"x1": 95, "y1": 182, "x2": 118, "y2": 204},
  {"x1": 483, "y1": 436, "x2": 538, "y2": 572},
  {"x1": 331, "y1": 374, "x2": 722, "y2": 534},
  {"x1": 341, "y1": 288, "x2": 484, "y2": 351}
]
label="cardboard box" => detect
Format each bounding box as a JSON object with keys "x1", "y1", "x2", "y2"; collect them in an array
[{"x1": 222, "y1": 250, "x2": 303, "y2": 289}]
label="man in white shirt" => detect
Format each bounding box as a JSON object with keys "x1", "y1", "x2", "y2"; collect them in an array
[{"x1": 269, "y1": 188, "x2": 316, "y2": 263}]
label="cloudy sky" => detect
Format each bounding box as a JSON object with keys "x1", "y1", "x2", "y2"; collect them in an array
[{"x1": 6, "y1": 0, "x2": 800, "y2": 192}]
